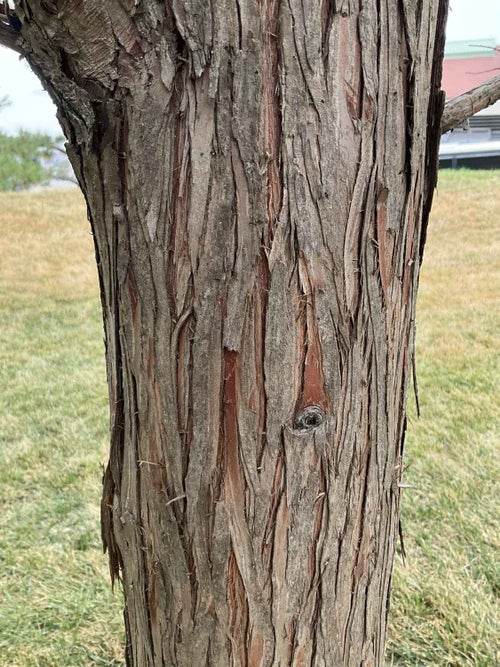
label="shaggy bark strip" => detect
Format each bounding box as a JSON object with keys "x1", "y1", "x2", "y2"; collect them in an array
[{"x1": 1, "y1": 1, "x2": 461, "y2": 665}]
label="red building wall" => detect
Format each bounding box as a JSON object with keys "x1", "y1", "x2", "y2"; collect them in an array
[{"x1": 442, "y1": 48, "x2": 500, "y2": 98}]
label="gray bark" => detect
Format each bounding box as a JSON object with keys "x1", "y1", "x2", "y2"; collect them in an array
[{"x1": 4, "y1": 1, "x2": 449, "y2": 665}]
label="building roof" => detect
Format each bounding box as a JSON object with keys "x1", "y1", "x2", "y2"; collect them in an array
[{"x1": 444, "y1": 38, "x2": 497, "y2": 60}]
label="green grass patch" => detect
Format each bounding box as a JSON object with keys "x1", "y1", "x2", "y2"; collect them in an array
[{"x1": 0, "y1": 174, "x2": 498, "y2": 665}]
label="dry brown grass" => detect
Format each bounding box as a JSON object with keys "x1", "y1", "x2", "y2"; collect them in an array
[{"x1": 0, "y1": 189, "x2": 98, "y2": 300}]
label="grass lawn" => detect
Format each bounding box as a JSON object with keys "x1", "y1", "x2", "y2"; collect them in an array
[
  {"x1": 0, "y1": 191, "x2": 124, "y2": 666},
  {"x1": 387, "y1": 170, "x2": 499, "y2": 666},
  {"x1": 0, "y1": 172, "x2": 498, "y2": 665}
]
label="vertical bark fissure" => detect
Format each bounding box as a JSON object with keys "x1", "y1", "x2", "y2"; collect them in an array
[{"x1": 254, "y1": 252, "x2": 270, "y2": 469}]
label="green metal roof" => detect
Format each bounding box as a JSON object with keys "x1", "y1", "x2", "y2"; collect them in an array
[{"x1": 444, "y1": 38, "x2": 497, "y2": 59}]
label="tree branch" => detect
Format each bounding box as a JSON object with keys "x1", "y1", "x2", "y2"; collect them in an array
[{"x1": 441, "y1": 74, "x2": 500, "y2": 134}]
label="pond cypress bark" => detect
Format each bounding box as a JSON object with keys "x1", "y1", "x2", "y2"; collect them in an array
[{"x1": 2, "y1": 1, "x2": 450, "y2": 665}]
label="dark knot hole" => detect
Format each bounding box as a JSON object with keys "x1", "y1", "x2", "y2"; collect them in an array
[{"x1": 293, "y1": 406, "x2": 325, "y2": 432}]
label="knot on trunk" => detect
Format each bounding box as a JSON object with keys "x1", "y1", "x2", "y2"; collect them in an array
[{"x1": 292, "y1": 406, "x2": 325, "y2": 433}]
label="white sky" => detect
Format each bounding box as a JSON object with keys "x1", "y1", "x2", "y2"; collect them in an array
[{"x1": 0, "y1": 0, "x2": 498, "y2": 136}]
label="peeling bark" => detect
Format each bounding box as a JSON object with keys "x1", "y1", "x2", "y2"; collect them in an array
[{"x1": 5, "y1": 1, "x2": 452, "y2": 665}]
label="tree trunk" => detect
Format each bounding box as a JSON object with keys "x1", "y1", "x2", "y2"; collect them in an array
[{"x1": 10, "y1": 1, "x2": 448, "y2": 665}]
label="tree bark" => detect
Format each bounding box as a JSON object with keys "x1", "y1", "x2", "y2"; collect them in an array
[{"x1": 5, "y1": 2, "x2": 450, "y2": 665}]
